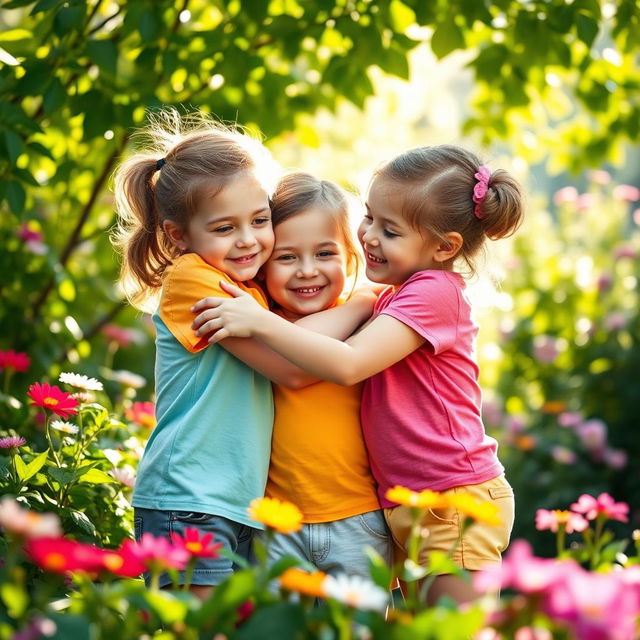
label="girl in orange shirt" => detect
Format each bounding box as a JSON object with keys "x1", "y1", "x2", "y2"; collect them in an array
[{"x1": 261, "y1": 172, "x2": 391, "y2": 576}]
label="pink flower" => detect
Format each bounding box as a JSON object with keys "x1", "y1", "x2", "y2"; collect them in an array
[
  {"x1": 633, "y1": 208, "x2": 640, "y2": 225},
  {"x1": 26, "y1": 537, "x2": 110, "y2": 574},
  {"x1": 553, "y1": 186, "x2": 578, "y2": 206},
  {"x1": 613, "y1": 184, "x2": 640, "y2": 201},
  {"x1": 101, "y1": 324, "x2": 145, "y2": 348},
  {"x1": 17, "y1": 223, "x2": 43, "y2": 243},
  {"x1": 535, "y1": 509, "x2": 588, "y2": 534},
  {"x1": 587, "y1": 170, "x2": 611, "y2": 185},
  {"x1": 603, "y1": 448, "x2": 627, "y2": 470},
  {"x1": 596, "y1": 272, "x2": 613, "y2": 293},
  {"x1": 576, "y1": 419, "x2": 607, "y2": 452},
  {"x1": 125, "y1": 401, "x2": 156, "y2": 428},
  {"x1": 570, "y1": 493, "x2": 629, "y2": 522},
  {"x1": 474, "y1": 540, "x2": 568, "y2": 594},
  {"x1": 543, "y1": 569, "x2": 638, "y2": 640},
  {"x1": 0, "y1": 350, "x2": 31, "y2": 373},
  {"x1": 514, "y1": 628, "x2": 552, "y2": 640},
  {"x1": 533, "y1": 335, "x2": 560, "y2": 364},
  {"x1": 576, "y1": 193, "x2": 596, "y2": 210},
  {"x1": 604, "y1": 311, "x2": 628, "y2": 331},
  {"x1": 613, "y1": 244, "x2": 636, "y2": 260},
  {"x1": 120, "y1": 533, "x2": 189, "y2": 571},
  {"x1": 0, "y1": 436, "x2": 27, "y2": 450},
  {"x1": 0, "y1": 498, "x2": 62, "y2": 538},
  {"x1": 558, "y1": 411, "x2": 583, "y2": 428},
  {"x1": 551, "y1": 445, "x2": 577, "y2": 465}
]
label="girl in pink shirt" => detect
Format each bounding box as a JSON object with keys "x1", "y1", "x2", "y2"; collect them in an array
[{"x1": 191, "y1": 145, "x2": 523, "y2": 605}]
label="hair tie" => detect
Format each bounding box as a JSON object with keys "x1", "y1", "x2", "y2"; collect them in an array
[
  {"x1": 155, "y1": 158, "x2": 166, "y2": 171},
  {"x1": 472, "y1": 165, "x2": 491, "y2": 220}
]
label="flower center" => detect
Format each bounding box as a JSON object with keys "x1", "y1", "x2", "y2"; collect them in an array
[
  {"x1": 44, "y1": 552, "x2": 67, "y2": 571},
  {"x1": 44, "y1": 397, "x2": 59, "y2": 407},
  {"x1": 186, "y1": 542, "x2": 203, "y2": 553}
]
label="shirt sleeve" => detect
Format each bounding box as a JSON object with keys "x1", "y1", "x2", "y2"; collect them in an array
[
  {"x1": 159, "y1": 255, "x2": 267, "y2": 353},
  {"x1": 378, "y1": 272, "x2": 460, "y2": 354}
]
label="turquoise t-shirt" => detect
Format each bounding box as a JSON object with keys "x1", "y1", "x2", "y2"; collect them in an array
[{"x1": 131, "y1": 255, "x2": 274, "y2": 528}]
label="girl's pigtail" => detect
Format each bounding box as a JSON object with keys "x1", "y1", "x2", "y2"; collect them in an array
[
  {"x1": 481, "y1": 169, "x2": 524, "y2": 241},
  {"x1": 112, "y1": 155, "x2": 177, "y2": 310}
]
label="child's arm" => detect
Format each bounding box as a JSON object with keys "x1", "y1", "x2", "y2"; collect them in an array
[
  {"x1": 193, "y1": 283, "x2": 425, "y2": 386},
  {"x1": 207, "y1": 288, "x2": 377, "y2": 389}
]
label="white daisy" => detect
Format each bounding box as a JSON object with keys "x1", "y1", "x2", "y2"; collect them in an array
[
  {"x1": 323, "y1": 574, "x2": 389, "y2": 612},
  {"x1": 50, "y1": 420, "x2": 80, "y2": 435},
  {"x1": 58, "y1": 372, "x2": 103, "y2": 391},
  {"x1": 110, "y1": 465, "x2": 136, "y2": 488},
  {"x1": 103, "y1": 369, "x2": 146, "y2": 389}
]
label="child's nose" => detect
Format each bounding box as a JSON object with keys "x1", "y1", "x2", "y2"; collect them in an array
[
  {"x1": 236, "y1": 227, "x2": 257, "y2": 247},
  {"x1": 296, "y1": 258, "x2": 318, "y2": 278}
]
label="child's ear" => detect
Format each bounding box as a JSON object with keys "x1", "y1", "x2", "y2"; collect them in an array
[
  {"x1": 163, "y1": 220, "x2": 187, "y2": 251},
  {"x1": 434, "y1": 232, "x2": 463, "y2": 263}
]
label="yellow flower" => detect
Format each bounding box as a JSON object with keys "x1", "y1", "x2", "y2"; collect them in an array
[
  {"x1": 248, "y1": 497, "x2": 303, "y2": 534},
  {"x1": 385, "y1": 485, "x2": 447, "y2": 509},
  {"x1": 279, "y1": 568, "x2": 328, "y2": 597},
  {"x1": 447, "y1": 492, "x2": 502, "y2": 526}
]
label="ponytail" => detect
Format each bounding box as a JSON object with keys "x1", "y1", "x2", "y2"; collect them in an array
[{"x1": 112, "y1": 154, "x2": 179, "y2": 310}]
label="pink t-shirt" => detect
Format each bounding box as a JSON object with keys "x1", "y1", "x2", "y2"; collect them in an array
[{"x1": 361, "y1": 270, "x2": 503, "y2": 507}]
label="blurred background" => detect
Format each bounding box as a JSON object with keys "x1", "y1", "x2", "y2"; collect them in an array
[{"x1": 1, "y1": 0, "x2": 639, "y2": 553}]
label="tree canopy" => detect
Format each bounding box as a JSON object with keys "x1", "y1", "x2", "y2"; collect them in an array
[{"x1": 0, "y1": 0, "x2": 638, "y2": 377}]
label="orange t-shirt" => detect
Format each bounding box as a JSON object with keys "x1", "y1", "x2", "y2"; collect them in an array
[
  {"x1": 160, "y1": 253, "x2": 268, "y2": 352},
  {"x1": 267, "y1": 372, "x2": 381, "y2": 523}
]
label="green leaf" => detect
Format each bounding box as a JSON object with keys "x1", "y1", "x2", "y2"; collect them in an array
[
  {"x1": 236, "y1": 602, "x2": 305, "y2": 640},
  {"x1": 86, "y1": 39, "x2": 118, "y2": 75},
  {"x1": 577, "y1": 12, "x2": 599, "y2": 48},
  {"x1": 364, "y1": 544, "x2": 393, "y2": 591},
  {"x1": 14, "y1": 455, "x2": 28, "y2": 481},
  {"x1": 30, "y1": 0, "x2": 61, "y2": 15},
  {"x1": 21, "y1": 451, "x2": 49, "y2": 481},
  {"x1": 430, "y1": 15, "x2": 465, "y2": 59},
  {"x1": 0, "y1": 582, "x2": 28, "y2": 618},
  {"x1": 53, "y1": 4, "x2": 85, "y2": 37},
  {"x1": 43, "y1": 77, "x2": 66, "y2": 114},
  {"x1": 5, "y1": 180, "x2": 25, "y2": 214},
  {"x1": 48, "y1": 466, "x2": 76, "y2": 485},
  {"x1": 68, "y1": 509, "x2": 97, "y2": 536},
  {"x1": 3, "y1": 129, "x2": 23, "y2": 165},
  {"x1": 77, "y1": 468, "x2": 116, "y2": 484}
]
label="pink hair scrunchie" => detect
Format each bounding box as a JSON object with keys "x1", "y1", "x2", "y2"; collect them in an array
[{"x1": 472, "y1": 165, "x2": 491, "y2": 220}]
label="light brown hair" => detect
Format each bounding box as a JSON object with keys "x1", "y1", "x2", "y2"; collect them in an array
[
  {"x1": 270, "y1": 172, "x2": 361, "y2": 281},
  {"x1": 375, "y1": 145, "x2": 524, "y2": 275},
  {"x1": 112, "y1": 109, "x2": 276, "y2": 309}
]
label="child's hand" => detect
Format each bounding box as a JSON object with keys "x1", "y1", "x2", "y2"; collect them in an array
[{"x1": 190, "y1": 281, "x2": 266, "y2": 343}]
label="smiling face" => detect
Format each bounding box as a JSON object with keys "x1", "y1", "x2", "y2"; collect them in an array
[
  {"x1": 358, "y1": 175, "x2": 443, "y2": 286},
  {"x1": 264, "y1": 208, "x2": 348, "y2": 320},
  {"x1": 175, "y1": 170, "x2": 274, "y2": 282}
]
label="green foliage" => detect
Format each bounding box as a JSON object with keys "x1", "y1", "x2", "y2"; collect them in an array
[
  {"x1": 480, "y1": 176, "x2": 640, "y2": 550},
  {"x1": 0, "y1": 0, "x2": 637, "y2": 388}
]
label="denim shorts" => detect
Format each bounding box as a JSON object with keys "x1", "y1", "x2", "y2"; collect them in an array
[
  {"x1": 134, "y1": 507, "x2": 255, "y2": 588},
  {"x1": 267, "y1": 509, "x2": 392, "y2": 578}
]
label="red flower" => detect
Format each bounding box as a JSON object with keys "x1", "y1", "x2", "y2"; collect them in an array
[
  {"x1": 125, "y1": 401, "x2": 156, "y2": 428},
  {"x1": 26, "y1": 537, "x2": 109, "y2": 574},
  {"x1": 0, "y1": 350, "x2": 31, "y2": 373},
  {"x1": 27, "y1": 382, "x2": 78, "y2": 419},
  {"x1": 26, "y1": 536, "x2": 146, "y2": 578},
  {"x1": 170, "y1": 527, "x2": 223, "y2": 558}
]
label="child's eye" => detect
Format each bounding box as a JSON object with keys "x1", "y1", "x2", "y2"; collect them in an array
[
  {"x1": 362, "y1": 214, "x2": 373, "y2": 223},
  {"x1": 213, "y1": 225, "x2": 233, "y2": 233},
  {"x1": 383, "y1": 228, "x2": 399, "y2": 238},
  {"x1": 317, "y1": 250, "x2": 337, "y2": 258},
  {"x1": 253, "y1": 216, "x2": 270, "y2": 226},
  {"x1": 276, "y1": 254, "x2": 296, "y2": 262}
]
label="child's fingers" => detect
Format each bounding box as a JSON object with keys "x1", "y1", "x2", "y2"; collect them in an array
[
  {"x1": 192, "y1": 309, "x2": 220, "y2": 330},
  {"x1": 194, "y1": 318, "x2": 224, "y2": 337},
  {"x1": 208, "y1": 328, "x2": 230, "y2": 344},
  {"x1": 191, "y1": 296, "x2": 225, "y2": 313},
  {"x1": 219, "y1": 281, "x2": 250, "y2": 297}
]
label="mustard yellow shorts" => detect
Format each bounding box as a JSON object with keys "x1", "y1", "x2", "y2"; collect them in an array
[{"x1": 383, "y1": 475, "x2": 515, "y2": 572}]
